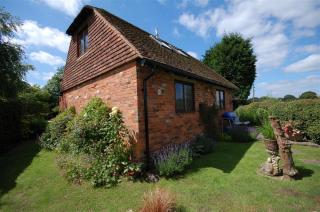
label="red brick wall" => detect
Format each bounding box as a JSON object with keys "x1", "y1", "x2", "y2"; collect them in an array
[
  {"x1": 137, "y1": 66, "x2": 233, "y2": 153},
  {"x1": 60, "y1": 61, "x2": 141, "y2": 144},
  {"x1": 60, "y1": 9, "x2": 234, "y2": 159}
]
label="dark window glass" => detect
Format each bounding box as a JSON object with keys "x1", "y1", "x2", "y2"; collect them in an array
[
  {"x1": 175, "y1": 81, "x2": 195, "y2": 113},
  {"x1": 215, "y1": 90, "x2": 225, "y2": 109},
  {"x1": 175, "y1": 83, "x2": 184, "y2": 112},
  {"x1": 79, "y1": 28, "x2": 88, "y2": 56}
]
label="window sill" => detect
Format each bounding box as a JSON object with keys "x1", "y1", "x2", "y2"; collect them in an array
[
  {"x1": 76, "y1": 50, "x2": 90, "y2": 61},
  {"x1": 175, "y1": 111, "x2": 196, "y2": 114}
]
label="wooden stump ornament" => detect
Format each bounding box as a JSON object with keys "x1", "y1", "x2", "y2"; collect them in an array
[
  {"x1": 269, "y1": 116, "x2": 298, "y2": 179},
  {"x1": 261, "y1": 139, "x2": 280, "y2": 176}
]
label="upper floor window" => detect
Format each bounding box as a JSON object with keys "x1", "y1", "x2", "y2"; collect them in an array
[
  {"x1": 78, "y1": 27, "x2": 88, "y2": 56},
  {"x1": 215, "y1": 90, "x2": 225, "y2": 109},
  {"x1": 175, "y1": 81, "x2": 195, "y2": 113}
]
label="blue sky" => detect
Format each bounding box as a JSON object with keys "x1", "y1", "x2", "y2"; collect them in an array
[{"x1": 3, "y1": 0, "x2": 320, "y2": 97}]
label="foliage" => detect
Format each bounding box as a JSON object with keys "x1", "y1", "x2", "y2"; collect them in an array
[
  {"x1": 0, "y1": 8, "x2": 43, "y2": 153},
  {"x1": 0, "y1": 7, "x2": 33, "y2": 99},
  {"x1": 236, "y1": 99, "x2": 320, "y2": 144},
  {"x1": 203, "y1": 33, "x2": 256, "y2": 100},
  {"x1": 40, "y1": 107, "x2": 75, "y2": 150},
  {"x1": 226, "y1": 126, "x2": 256, "y2": 142},
  {"x1": 299, "y1": 91, "x2": 318, "y2": 99},
  {"x1": 1, "y1": 141, "x2": 320, "y2": 211},
  {"x1": 152, "y1": 143, "x2": 193, "y2": 177},
  {"x1": 199, "y1": 103, "x2": 219, "y2": 138},
  {"x1": 219, "y1": 134, "x2": 233, "y2": 142},
  {"x1": 43, "y1": 66, "x2": 64, "y2": 117},
  {"x1": 140, "y1": 187, "x2": 176, "y2": 212},
  {"x1": 56, "y1": 153, "x2": 90, "y2": 184},
  {"x1": 0, "y1": 99, "x2": 21, "y2": 153},
  {"x1": 258, "y1": 121, "x2": 276, "y2": 140},
  {"x1": 191, "y1": 135, "x2": 215, "y2": 156},
  {"x1": 56, "y1": 98, "x2": 141, "y2": 187},
  {"x1": 18, "y1": 85, "x2": 51, "y2": 139},
  {"x1": 283, "y1": 94, "x2": 296, "y2": 101}
]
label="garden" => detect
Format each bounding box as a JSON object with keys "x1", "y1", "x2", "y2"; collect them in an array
[
  {"x1": 0, "y1": 138, "x2": 319, "y2": 211},
  {"x1": 0, "y1": 97, "x2": 319, "y2": 211},
  {"x1": 236, "y1": 98, "x2": 320, "y2": 144}
]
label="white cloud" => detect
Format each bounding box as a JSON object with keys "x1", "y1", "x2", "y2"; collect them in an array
[
  {"x1": 177, "y1": 0, "x2": 209, "y2": 8},
  {"x1": 284, "y1": 54, "x2": 320, "y2": 73},
  {"x1": 29, "y1": 70, "x2": 55, "y2": 81},
  {"x1": 195, "y1": 0, "x2": 209, "y2": 7},
  {"x1": 30, "y1": 51, "x2": 65, "y2": 66},
  {"x1": 36, "y1": 0, "x2": 88, "y2": 16},
  {"x1": 257, "y1": 75, "x2": 320, "y2": 97},
  {"x1": 296, "y1": 44, "x2": 320, "y2": 53},
  {"x1": 293, "y1": 29, "x2": 316, "y2": 38},
  {"x1": 178, "y1": 0, "x2": 320, "y2": 70},
  {"x1": 187, "y1": 51, "x2": 198, "y2": 59},
  {"x1": 14, "y1": 20, "x2": 70, "y2": 52}
]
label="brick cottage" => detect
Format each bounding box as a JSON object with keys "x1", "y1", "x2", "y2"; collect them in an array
[{"x1": 60, "y1": 5, "x2": 238, "y2": 161}]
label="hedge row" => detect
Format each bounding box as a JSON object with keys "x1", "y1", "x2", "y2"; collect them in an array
[
  {"x1": 235, "y1": 99, "x2": 320, "y2": 144},
  {"x1": 0, "y1": 99, "x2": 22, "y2": 153}
]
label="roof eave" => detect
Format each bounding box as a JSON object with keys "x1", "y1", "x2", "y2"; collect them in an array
[
  {"x1": 143, "y1": 58, "x2": 238, "y2": 90},
  {"x1": 66, "y1": 5, "x2": 95, "y2": 35}
]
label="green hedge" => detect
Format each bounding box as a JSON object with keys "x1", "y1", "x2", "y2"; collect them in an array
[
  {"x1": 0, "y1": 99, "x2": 22, "y2": 153},
  {"x1": 235, "y1": 99, "x2": 320, "y2": 144}
]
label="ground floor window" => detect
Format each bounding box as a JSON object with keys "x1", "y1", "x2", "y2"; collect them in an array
[
  {"x1": 175, "y1": 81, "x2": 195, "y2": 113},
  {"x1": 216, "y1": 90, "x2": 225, "y2": 109}
]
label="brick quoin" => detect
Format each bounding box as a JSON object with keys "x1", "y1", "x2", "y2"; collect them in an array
[{"x1": 60, "y1": 6, "x2": 236, "y2": 160}]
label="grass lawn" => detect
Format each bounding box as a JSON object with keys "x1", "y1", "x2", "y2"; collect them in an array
[{"x1": 0, "y1": 141, "x2": 319, "y2": 211}]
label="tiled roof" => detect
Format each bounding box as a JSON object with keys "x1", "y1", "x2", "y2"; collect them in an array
[{"x1": 65, "y1": 5, "x2": 238, "y2": 90}]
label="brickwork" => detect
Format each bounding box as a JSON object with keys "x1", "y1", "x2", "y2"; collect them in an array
[
  {"x1": 60, "y1": 8, "x2": 234, "y2": 160},
  {"x1": 137, "y1": 67, "x2": 233, "y2": 153}
]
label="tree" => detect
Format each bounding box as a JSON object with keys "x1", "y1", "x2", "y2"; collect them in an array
[
  {"x1": 299, "y1": 91, "x2": 318, "y2": 99},
  {"x1": 283, "y1": 94, "x2": 296, "y2": 101},
  {"x1": 203, "y1": 33, "x2": 256, "y2": 100},
  {"x1": 0, "y1": 7, "x2": 33, "y2": 99},
  {"x1": 43, "y1": 66, "x2": 64, "y2": 114},
  {"x1": 18, "y1": 85, "x2": 50, "y2": 139}
]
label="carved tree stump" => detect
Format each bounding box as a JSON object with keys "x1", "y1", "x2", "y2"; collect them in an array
[{"x1": 269, "y1": 116, "x2": 298, "y2": 179}]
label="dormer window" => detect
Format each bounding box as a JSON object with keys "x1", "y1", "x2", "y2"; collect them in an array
[{"x1": 78, "y1": 27, "x2": 88, "y2": 56}]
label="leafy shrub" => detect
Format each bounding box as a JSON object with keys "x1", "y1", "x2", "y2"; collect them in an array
[
  {"x1": 0, "y1": 99, "x2": 22, "y2": 153},
  {"x1": 236, "y1": 99, "x2": 320, "y2": 144},
  {"x1": 152, "y1": 143, "x2": 193, "y2": 177},
  {"x1": 226, "y1": 126, "x2": 255, "y2": 142},
  {"x1": 258, "y1": 121, "x2": 275, "y2": 140},
  {"x1": 140, "y1": 187, "x2": 176, "y2": 212},
  {"x1": 307, "y1": 121, "x2": 320, "y2": 145},
  {"x1": 57, "y1": 98, "x2": 141, "y2": 187},
  {"x1": 199, "y1": 104, "x2": 220, "y2": 138},
  {"x1": 219, "y1": 134, "x2": 232, "y2": 142},
  {"x1": 283, "y1": 94, "x2": 296, "y2": 101},
  {"x1": 191, "y1": 135, "x2": 215, "y2": 156},
  {"x1": 56, "y1": 153, "x2": 91, "y2": 184},
  {"x1": 40, "y1": 107, "x2": 75, "y2": 150},
  {"x1": 299, "y1": 91, "x2": 317, "y2": 99}
]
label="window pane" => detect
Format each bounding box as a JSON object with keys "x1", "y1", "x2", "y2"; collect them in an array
[
  {"x1": 175, "y1": 83, "x2": 184, "y2": 112},
  {"x1": 84, "y1": 30, "x2": 88, "y2": 50},
  {"x1": 215, "y1": 91, "x2": 220, "y2": 107},
  {"x1": 80, "y1": 35, "x2": 85, "y2": 55},
  {"x1": 220, "y1": 91, "x2": 225, "y2": 109},
  {"x1": 184, "y1": 84, "x2": 194, "y2": 112}
]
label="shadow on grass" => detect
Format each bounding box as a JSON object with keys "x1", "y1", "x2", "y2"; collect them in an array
[
  {"x1": 294, "y1": 166, "x2": 314, "y2": 180},
  {"x1": 0, "y1": 141, "x2": 40, "y2": 199},
  {"x1": 187, "y1": 141, "x2": 255, "y2": 174}
]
